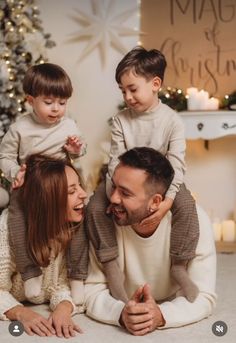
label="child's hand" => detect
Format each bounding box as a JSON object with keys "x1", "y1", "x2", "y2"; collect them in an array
[
  {"x1": 12, "y1": 164, "x2": 26, "y2": 189},
  {"x1": 139, "y1": 198, "x2": 173, "y2": 230},
  {"x1": 64, "y1": 136, "x2": 83, "y2": 155}
]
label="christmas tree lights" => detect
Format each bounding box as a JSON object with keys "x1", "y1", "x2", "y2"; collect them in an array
[
  {"x1": 0, "y1": 0, "x2": 55, "y2": 138},
  {"x1": 0, "y1": 0, "x2": 55, "y2": 198}
]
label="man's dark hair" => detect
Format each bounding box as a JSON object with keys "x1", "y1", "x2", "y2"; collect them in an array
[
  {"x1": 115, "y1": 46, "x2": 167, "y2": 84},
  {"x1": 118, "y1": 147, "x2": 174, "y2": 196},
  {"x1": 23, "y1": 63, "x2": 73, "y2": 98}
]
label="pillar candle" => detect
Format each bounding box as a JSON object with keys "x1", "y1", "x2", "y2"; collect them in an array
[
  {"x1": 212, "y1": 222, "x2": 222, "y2": 241},
  {"x1": 186, "y1": 87, "x2": 198, "y2": 95},
  {"x1": 197, "y1": 90, "x2": 209, "y2": 110},
  {"x1": 221, "y1": 220, "x2": 236, "y2": 242},
  {"x1": 187, "y1": 88, "x2": 199, "y2": 110},
  {"x1": 234, "y1": 207, "x2": 236, "y2": 222},
  {"x1": 187, "y1": 88, "x2": 211, "y2": 110},
  {"x1": 206, "y1": 97, "x2": 219, "y2": 110}
]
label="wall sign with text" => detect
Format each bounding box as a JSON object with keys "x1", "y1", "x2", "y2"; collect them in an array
[{"x1": 141, "y1": 0, "x2": 236, "y2": 96}]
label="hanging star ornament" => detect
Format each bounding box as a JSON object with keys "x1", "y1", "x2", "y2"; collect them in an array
[{"x1": 68, "y1": 0, "x2": 141, "y2": 66}]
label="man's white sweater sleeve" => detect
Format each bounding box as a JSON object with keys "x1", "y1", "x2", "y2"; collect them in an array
[
  {"x1": 84, "y1": 246, "x2": 125, "y2": 326},
  {"x1": 159, "y1": 206, "x2": 217, "y2": 328}
]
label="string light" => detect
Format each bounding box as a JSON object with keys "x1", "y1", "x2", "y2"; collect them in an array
[
  {"x1": 158, "y1": 86, "x2": 187, "y2": 111},
  {"x1": 221, "y1": 91, "x2": 236, "y2": 109},
  {"x1": 0, "y1": 0, "x2": 56, "y2": 144}
]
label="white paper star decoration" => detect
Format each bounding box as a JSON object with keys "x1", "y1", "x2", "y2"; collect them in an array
[{"x1": 68, "y1": 0, "x2": 140, "y2": 66}]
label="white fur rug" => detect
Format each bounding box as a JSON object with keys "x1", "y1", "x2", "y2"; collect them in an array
[{"x1": 1, "y1": 253, "x2": 235, "y2": 343}]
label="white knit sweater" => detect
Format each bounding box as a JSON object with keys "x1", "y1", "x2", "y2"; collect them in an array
[
  {"x1": 0, "y1": 209, "x2": 75, "y2": 320},
  {"x1": 84, "y1": 206, "x2": 217, "y2": 328}
]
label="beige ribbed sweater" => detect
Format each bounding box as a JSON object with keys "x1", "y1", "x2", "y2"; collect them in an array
[
  {"x1": 0, "y1": 112, "x2": 86, "y2": 182},
  {"x1": 108, "y1": 101, "x2": 186, "y2": 199}
]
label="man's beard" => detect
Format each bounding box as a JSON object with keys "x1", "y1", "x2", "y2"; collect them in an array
[{"x1": 110, "y1": 204, "x2": 149, "y2": 226}]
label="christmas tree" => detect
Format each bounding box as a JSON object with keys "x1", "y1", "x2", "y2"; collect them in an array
[{"x1": 0, "y1": 0, "x2": 55, "y2": 204}]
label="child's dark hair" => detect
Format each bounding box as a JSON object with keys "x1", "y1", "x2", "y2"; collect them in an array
[
  {"x1": 23, "y1": 63, "x2": 73, "y2": 98},
  {"x1": 115, "y1": 46, "x2": 167, "y2": 84},
  {"x1": 118, "y1": 147, "x2": 174, "y2": 196}
]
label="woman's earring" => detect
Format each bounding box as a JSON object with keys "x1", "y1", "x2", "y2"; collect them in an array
[{"x1": 149, "y1": 208, "x2": 154, "y2": 213}]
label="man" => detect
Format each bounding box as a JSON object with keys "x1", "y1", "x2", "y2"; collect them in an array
[{"x1": 84, "y1": 147, "x2": 216, "y2": 335}]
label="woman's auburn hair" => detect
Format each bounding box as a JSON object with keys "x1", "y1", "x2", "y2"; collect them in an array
[{"x1": 21, "y1": 154, "x2": 78, "y2": 267}]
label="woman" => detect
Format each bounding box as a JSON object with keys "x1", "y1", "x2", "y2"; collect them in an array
[{"x1": 0, "y1": 154, "x2": 87, "y2": 338}]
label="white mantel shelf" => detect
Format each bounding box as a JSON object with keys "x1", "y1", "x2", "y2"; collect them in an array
[{"x1": 179, "y1": 110, "x2": 236, "y2": 140}]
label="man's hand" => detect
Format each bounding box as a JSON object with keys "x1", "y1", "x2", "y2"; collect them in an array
[
  {"x1": 48, "y1": 301, "x2": 83, "y2": 338},
  {"x1": 5, "y1": 305, "x2": 55, "y2": 337},
  {"x1": 64, "y1": 135, "x2": 83, "y2": 154},
  {"x1": 12, "y1": 164, "x2": 26, "y2": 189},
  {"x1": 141, "y1": 283, "x2": 166, "y2": 331},
  {"x1": 139, "y1": 197, "x2": 173, "y2": 230},
  {"x1": 120, "y1": 284, "x2": 165, "y2": 336},
  {"x1": 120, "y1": 286, "x2": 152, "y2": 336}
]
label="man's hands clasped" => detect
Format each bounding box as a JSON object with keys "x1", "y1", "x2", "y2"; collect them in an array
[{"x1": 120, "y1": 284, "x2": 165, "y2": 336}]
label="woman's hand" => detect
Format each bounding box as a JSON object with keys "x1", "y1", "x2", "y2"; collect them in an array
[
  {"x1": 5, "y1": 305, "x2": 56, "y2": 337},
  {"x1": 48, "y1": 300, "x2": 83, "y2": 338}
]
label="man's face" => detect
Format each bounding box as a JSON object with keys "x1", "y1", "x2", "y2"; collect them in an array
[{"x1": 110, "y1": 163, "x2": 151, "y2": 227}]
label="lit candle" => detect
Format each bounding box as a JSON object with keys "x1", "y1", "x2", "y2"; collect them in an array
[
  {"x1": 187, "y1": 87, "x2": 199, "y2": 110},
  {"x1": 186, "y1": 87, "x2": 198, "y2": 95},
  {"x1": 206, "y1": 97, "x2": 219, "y2": 110},
  {"x1": 234, "y1": 206, "x2": 236, "y2": 222},
  {"x1": 186, "y1": 88, "x2": 211, "y2": 110},
  {"x1": 212, "y1": 222, "x2": 222, "y2": 241},
  {"x1": 221, "y1": 220, "x2": 236, "y2": 242},
  {"x1": 197, "y1": 90, "x2": 209, "y2": 110}
]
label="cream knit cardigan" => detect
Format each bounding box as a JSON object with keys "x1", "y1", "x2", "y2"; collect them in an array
[{"x1": 0, "y1": 209, "x2": 75, "y2": 320}]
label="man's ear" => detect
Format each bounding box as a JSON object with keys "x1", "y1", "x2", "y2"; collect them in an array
[
  {"x1": 152, "y1": 76, "x2": 162, "y2": 92},
  {"x1": 149, "y1": 193, "x2": 163, "y2": 212}
]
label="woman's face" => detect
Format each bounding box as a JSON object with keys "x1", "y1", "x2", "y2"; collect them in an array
[{"x1": 65, "y1": 166, "x2": 87, "y2": 222}]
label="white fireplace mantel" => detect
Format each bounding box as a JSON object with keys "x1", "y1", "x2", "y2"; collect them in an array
[{"x1": 179, "y1": 111, "x2": 236, "y2": 140}]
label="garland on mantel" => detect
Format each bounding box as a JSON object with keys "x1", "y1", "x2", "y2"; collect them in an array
[
  {"x1": 158, "y1": 87, "x2": 187, "y2": 112},
  {"x1": 159, "y1": 88, "x2": 236, "y2": 112},
  {"x1": 221, "y1": 91, "x2": 236, "y2": 110},
  {"x1": 116, "y1": 88, "x2": 236, "y2": 114}
]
